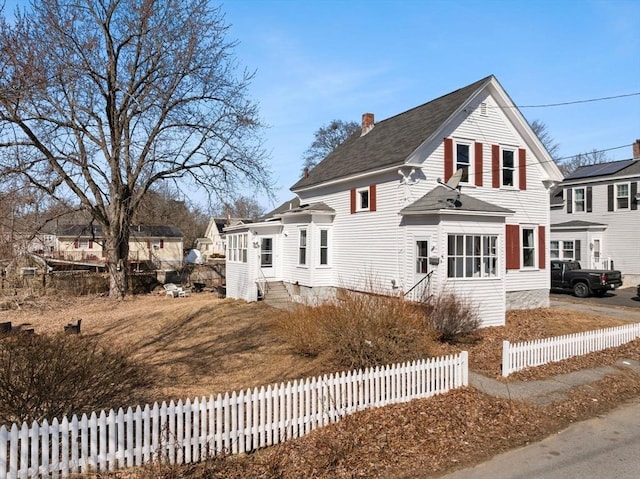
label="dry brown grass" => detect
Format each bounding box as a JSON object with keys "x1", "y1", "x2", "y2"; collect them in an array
[
  {"x1": 2, "y1": 292, "x2": 640, "y2": 478},
  {"x1": 1, "y1": 294, "x2": 633, "y2": 400}
]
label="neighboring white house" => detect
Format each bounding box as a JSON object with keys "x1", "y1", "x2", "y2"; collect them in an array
[
  {"x1": 195, "y1": 217, "x2": 253, "y2": 260},
  {"x1": 225, "y1": 75, "x2": 563, "y2": 327},
  {"x1": 550, "y1": 141, "x2": 640, "y2": 286}
]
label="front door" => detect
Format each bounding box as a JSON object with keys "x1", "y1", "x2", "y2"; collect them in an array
[
  {"x1": 591, "y1": 237, "x2": 602, "y2": 269},
  {"x1": 260, "y1": 236, "x2": 275, "y2": 278},
  {"x1": 409, "y1": 239, "x2": 430, "y2": 301}
]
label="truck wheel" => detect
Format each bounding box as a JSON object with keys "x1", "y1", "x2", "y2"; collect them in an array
[{"x1": 573, "y1": 282, "x2": 590, "y2": 298}]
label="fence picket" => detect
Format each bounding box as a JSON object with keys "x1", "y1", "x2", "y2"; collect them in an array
[
  {"x1": 1, "y1": 352, "x2": 468, "y2": 479},
  {"x1": 503, "y1": 324, "x2": 640, "y2": 377}
]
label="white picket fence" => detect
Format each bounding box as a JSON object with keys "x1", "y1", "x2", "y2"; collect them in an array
[
  {"x1": 0, "y1": 352, "x2": 468, "y2": 478},
  {"x1": 502, "y1": 323, "x2": 640, "y2": 377}
]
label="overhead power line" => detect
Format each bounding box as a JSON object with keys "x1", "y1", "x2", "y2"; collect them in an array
[
  {"x1": 553, "y1": 144, "x2": 633, "y2": 162},
  {"x1": 517, "y1": 92, "x2": 640, "y2": 109}
]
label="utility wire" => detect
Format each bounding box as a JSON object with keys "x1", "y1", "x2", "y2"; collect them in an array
[
  {"x1": 487, "y1": 92, "x2": 640, "y2": 110},
  {"x1": 518, "y1": 92, "x2": 640, "y2": 109}
]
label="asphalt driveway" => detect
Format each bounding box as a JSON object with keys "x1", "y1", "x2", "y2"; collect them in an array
[
  {"x1": 550, "y1": 286, "x2": 640, "y2": 323},
  {"x1": 551, "y1": 285, "x2": 640, "y2": 309}
]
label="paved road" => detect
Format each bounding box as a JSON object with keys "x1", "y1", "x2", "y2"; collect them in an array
[
  {"x1": 551, "y1": 285, "x2": 640, "y2": 309},
  {"x1": 438, "y1": 399, "x2": 640, "y2": 479}
]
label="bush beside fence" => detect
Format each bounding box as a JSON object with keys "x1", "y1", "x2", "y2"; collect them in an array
[
  {"x1": 502, "y1": 323, "x2": 640, "y2": 377},
  {"x1": 0, "y1": 352, "x2": 468, "y2": 478}
]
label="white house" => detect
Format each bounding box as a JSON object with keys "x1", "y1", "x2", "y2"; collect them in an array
[
  {"x1": 225, "y1": 76, "x2": 563, "y2": 327},
  {"x1": 195, "y1": 217, "x2": 252, "y2": 260},
  {"x1": 55, "y1": 224, "x2": 185, "y2": 270},
  {"x1": 550, "y1": 141, "x2": 640, "y2": 286}
]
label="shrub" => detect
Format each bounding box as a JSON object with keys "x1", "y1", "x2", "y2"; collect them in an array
[
  {"x1": 0, "y1": 333, "x2": 153, "y2": 425},
  {"x1": 276, "y1": 292, "x2": 435, "y2": 370},
  {"x1": 421, "y1": 292, "x2": 480, "y2": 343}
]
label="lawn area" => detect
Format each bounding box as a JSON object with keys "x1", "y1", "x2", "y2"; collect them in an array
[
  {"x1": 1, "y1": 292, "x2": 632, "y2": 401},
  {"x1": 2, "y1": 292, "x2": 639, "y2": 478}
]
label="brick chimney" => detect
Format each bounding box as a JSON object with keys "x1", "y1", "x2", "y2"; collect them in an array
[
  {"x1": 633, "y1": 139, "x2": 640, "y2": 159},
  {"x1": 361, "y1": 113, "x2": 374, "y2": 136}
]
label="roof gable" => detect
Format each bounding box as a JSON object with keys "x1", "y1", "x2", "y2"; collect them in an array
[
  {"x1": 292, "y1": 75, "x2": 563, "y2": 192},
  {"x1": 291, "y1": 76, "x2": 493, "y2": 191}
]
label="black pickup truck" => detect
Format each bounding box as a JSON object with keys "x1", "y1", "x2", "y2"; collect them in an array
[{"x1": 550, "y1": 260, "x2": 623, "y2": 298}]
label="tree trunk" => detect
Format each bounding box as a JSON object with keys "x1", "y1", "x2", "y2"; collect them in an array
[{"x1": 105, "y1": 230, "x2": 130, "y2": 299}]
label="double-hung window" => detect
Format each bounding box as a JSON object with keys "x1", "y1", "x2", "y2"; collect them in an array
[
  {"x1": 456, "y1": 141, "x2": 472, "y2": 183},
  {"x1": 447, "y1": 234, "x2": 498, "y2": 278},
  {"x1": 522, "y1": 228, "x2": 536, "y2": 267},
  {"x1": 550, "y1": 240, "x2": 560, "y2": 259},
  {"x1": 561, "y1": 240, "x2": 574, "y2": 260},
  {"x1": 298, "y1": 229, "x2": 307, "y2": 266},
  {"x1": 356, "y1": 187, "x2": 369, "y2": 211},
  {"x1": 616, "y1": 183, "x2": 629, "y2": 210},
  {"x1": 573, "y1": 187, "x2": 585, "y2": 212},
  {"x1": 319, "y1": 229, "x2": 329, "y2": 266},
  {"x1": 501, "y1": 148, "x2": 516, "y2": 187}
]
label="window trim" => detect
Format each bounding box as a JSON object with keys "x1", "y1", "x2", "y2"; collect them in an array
[
  {"x1": 521, "y1": 226, "x2": 538, "y2": 269},
  {"x1": 500, "y1": 146, "x2": 517, "y2": 188},
  {"x1": 416, "y1": 240, "x2": 429, "y2": 275},
  {"x1": 446, "y1": 233, "x2": 499, "y2": 279},
  {"x1": 318, "y1": 228, "x2": 330, "y2": 267},
  {"x1": 298, "y1": 228, "x2": 308, "y2": 267},
  {"x1": 615, "y1": 182, "x2": 630, "y2": 210},
  {"x1": 573, "y1": 187, "x2": 586, "y2": 213},
  {"x1": 454, "y1": 139, "x2": 474, "y2": 184},
  {"x1": 227, "y1": 233, "x2": 248, "y2": 263},
  {"x1": 356, "y1": 187, "x2": 370, "y2": 212}
]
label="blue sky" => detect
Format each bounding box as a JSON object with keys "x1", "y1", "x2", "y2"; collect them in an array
[
  {"x1": 222, "y1": 0, "x2": 640, "y2": 208},
  {"x1": 4, "y1": 1, "x2": 640, "y2": 211}
]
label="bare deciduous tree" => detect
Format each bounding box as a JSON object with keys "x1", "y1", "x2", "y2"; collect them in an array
[
  {"x1": 217, "y1": 195, "x2": 265, "y2": 220},
  {"x1": 0, "y1": 0, "x2": 272, "y2": 298},
  {"x1": 302, "y1": 119, "x2": 359, "y2": 174},
  {"x1": 558, "y1": 149, "x2": 610, "y2": 176},
  {"x1": 529, "y1": 119, "x2": 560, "y2": 160}
]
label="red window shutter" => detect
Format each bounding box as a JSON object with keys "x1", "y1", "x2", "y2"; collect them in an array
[
  {"x1": 538, "y1": 226, "x2": 545, "y2": 269},
  {"x1": 444, "y1": 138, "x2": 453, "y2": 182},
  {"x1": 518, "y1": 148, "x2": 527, "y2": 190},
  {"x1": 492, "y1": 145, "x2": 500, "y2": 188},
  {"x1": 160, "y1": 239, "x2": 164, "y2": 249},
  {"x1": 73, "y1": 240, "x2": 79, "y2": 249},
  {"x1": 505, "y1": 224, "x2": 520, "y2": 270},
  {"x1": 88, "y1": 240, "x2": 93, "y2": 249},
  {"x1": 350, "y1": 188, "x2": 356, "y2": 214},
  {"x1": 369, "y1": 185, "x2": 377, "y2": 212},
  {"x1": 474, "y1": 142, "x2": 483, "y2": 187}
]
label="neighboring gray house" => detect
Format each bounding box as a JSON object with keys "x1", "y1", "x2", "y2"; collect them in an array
[{"x1": 550, "y1": 140, "x2": 640, "y2": 285}]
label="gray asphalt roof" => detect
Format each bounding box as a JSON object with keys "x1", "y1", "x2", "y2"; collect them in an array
[
  {"x1": 400, "y1": 186, "x2": 514, "y2": 215},
  {"x1": 563, "y1": 158, "x2": 640, "y2": 182},
  {"x1": 551, "y1": 220, "x2": 607, "y2": 228},
  {"x1": 261, "y1": 197, "x2": 301, "y2": 219},
  {"x1": 291, "y1": 75, "x2": 494, "y2": 191},
  {"x1": 56, "y1": 224, "x2": 183, "y2": 238},
  {"x1": 278, "y1": 202, "x2": 335, "y2": 215}
]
